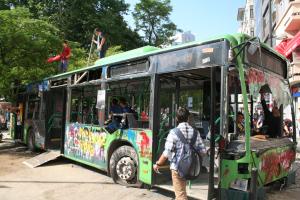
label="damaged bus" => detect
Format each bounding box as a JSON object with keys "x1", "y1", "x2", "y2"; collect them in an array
[{"x1": 11, "y1": 33, "x2": 297, "y2": 200}]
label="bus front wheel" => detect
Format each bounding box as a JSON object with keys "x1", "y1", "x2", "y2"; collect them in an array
[{"x1": 109, "y1": 145, "x2": 142, "y2": 187}]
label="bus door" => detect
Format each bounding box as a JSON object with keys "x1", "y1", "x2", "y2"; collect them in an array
[
  {"x1": 154, "y1": 67, "x2": 222, "y2": 199},
  {"x1": 45, "y1": 88, "x2": 66, "y2": 150}
]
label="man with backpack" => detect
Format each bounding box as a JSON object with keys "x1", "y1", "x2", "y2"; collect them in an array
[{"x1": 153, "y1": 107, "x2": 206, "y2": 200}]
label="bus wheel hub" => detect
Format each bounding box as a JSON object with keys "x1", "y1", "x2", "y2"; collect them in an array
[{"x1": 116, "y1": 157, "x2": 136, "y2": 181}]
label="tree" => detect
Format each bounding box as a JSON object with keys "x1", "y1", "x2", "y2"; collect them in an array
[
  {"x1": 133, "y1": 0, "x2": 177, "y2": 47},
  {"x1": 55, "y1": 0, "x2": 143, "y2": 51},
  {"x1": 2, "y1": 0, "x2": 144, "y2": 51},
  {"x1": 0, "y1": 7, "x2": 85, "y2": 100}
]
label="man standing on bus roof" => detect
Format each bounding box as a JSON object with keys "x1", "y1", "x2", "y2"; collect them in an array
[
  {"x1": 93, "y1": 28, "x2": 107, "y2": 59},
  {"x1": 153, "y1": 107, "x2": 206, "y2": 200},
  {"x1": 60, "y1": 40, "x2": 71, "y2": 73}
]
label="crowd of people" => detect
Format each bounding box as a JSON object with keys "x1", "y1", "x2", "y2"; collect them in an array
[{"x1": 231, "y1": 91, "x2": 293, "y2": 140}]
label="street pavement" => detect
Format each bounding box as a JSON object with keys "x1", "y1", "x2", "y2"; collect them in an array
[
  {"x1": 0, "y1": 131, "x2": 300, "y2": 200},
  {"x1": 0, "y1": 131, "x2": 172, "y2": 200}
]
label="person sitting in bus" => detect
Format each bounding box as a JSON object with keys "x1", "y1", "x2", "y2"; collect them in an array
[
  {"x1": 119, "y1": 97, "x2": 133, "y2": 113},
  {"x1": 230, "y1": 112, "x2": 245, "y2": 140},
  {"x1": 261, "y1": 92, "x2": 281, "y2": 138},
  {"x1": 109, "y1": 98, "x2": 122, "y2": 114},
  {"x1": 236, "y1": 112, "x2": 245, "y2": 138},
  {"x1": 105, "y1": 98, "x2": 122, "y2": 127}
]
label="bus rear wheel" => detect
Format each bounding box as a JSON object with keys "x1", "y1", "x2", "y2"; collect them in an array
[
  {"x1": 27, "y1": 129, "x2": 36, "y2": 152},
  {"x1": 109, "y1": 145, "x2": 142, "y2": 187}
]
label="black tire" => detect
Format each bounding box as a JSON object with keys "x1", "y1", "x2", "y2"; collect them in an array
[
  {"x1": 109, "y1": 145, "x2": 142, "y2": 187},
  {"x1": 27, "y1": 129, "x2": 36, "y2": 152}
]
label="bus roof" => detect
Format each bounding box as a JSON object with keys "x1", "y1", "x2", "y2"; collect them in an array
[{"x1": 45, "y1": 33, "x2": 288, "y2": 81}]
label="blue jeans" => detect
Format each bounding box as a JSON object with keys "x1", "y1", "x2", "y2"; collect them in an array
[
  {"x1": 59, "y1": 60, "x2": 68, "y2": 72},
  {"x1": 98, "y1": 49, "x2": 107, "y2": 59}
]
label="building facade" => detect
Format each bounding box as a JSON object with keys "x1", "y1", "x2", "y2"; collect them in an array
[
  {"x1": 272, "y1": 0, "x2": 300, "y2": 106},
  {"x1": 171, "y1": 31, "x2": 196, "y2": 46},
  {"x1": 254, "y1": 0, "x2": 300, "y2": 131},
  {"x1": 237, "y1": 0, "x2": 255, "y2": 37},
  {"x1": 254, "y1": 0, "x2": 277, "y2": 47}
]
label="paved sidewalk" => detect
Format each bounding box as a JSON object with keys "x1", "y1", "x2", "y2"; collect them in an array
[{"x1": 0, "y1": 137, "x2": 172, "y2": 200}]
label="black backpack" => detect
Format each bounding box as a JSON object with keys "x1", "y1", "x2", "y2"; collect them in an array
[{"x1": 173, "y1": 128, "x2": 201, "y2": 180}]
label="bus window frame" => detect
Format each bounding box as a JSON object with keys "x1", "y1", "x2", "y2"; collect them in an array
[
  {"x1": 243, "y1": 44, "x2": 288, "y2": 79},
  {"x1": 150, "y1": 40, "x2": 229, "y2": 75}
]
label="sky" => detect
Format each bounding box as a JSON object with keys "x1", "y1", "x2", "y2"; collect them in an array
[{"x1": 124, "y1": 0, "x2": 246, "y2": 41}]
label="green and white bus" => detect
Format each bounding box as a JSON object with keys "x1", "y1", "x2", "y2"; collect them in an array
[{"x1": 11, "y1": 33, "x2": 297, "y2": 200}]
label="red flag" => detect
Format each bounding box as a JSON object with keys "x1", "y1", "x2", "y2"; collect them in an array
[{"x1": 47, "y1": 55, "x2": 61, "y2": 63}]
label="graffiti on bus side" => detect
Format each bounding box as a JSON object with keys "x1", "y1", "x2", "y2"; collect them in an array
[
  {"x1": 64, "y1": 123, "x2": 153, "y2": 171},
  {"x1": 261, "y1": 148, "x2": 295, "y2": 183},
  {"x1": 65, "y1": 124, "x2": 107, "y2": 163},
  {"x1": 126, "y1": 129, "x2": 152, "y2": 160}
]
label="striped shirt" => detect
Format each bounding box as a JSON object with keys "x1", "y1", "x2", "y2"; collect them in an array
[{"x1": 162, "y1": 122, "x2": 206, "y2": 171}]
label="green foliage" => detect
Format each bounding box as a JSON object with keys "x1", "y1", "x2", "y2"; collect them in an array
[
  {"x1": 106, "y1": 45, "x2": 124, "y2": 57},
  {"x1": 5, "y1": 0, "x2": 144, "y2": 50},
  {"x1": 0, "y1": 7, "x2": 61, "y2": 99},
  {"x1": 0, "y1": 8, "x2": 87, "y2": 100},
  {"x1": 0, "y1": 0, "x2": 180, "y2": 100},
  {"x1": 133, "y1": 0, "x2": 178, "y2": 47},
  {"x1": 79, "y1": 45, "x2": 124, "y2": 69}
]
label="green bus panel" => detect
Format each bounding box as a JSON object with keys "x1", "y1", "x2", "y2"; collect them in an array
[{"x1": 220, "y1": 145, "x2": 295, "y2": 189}]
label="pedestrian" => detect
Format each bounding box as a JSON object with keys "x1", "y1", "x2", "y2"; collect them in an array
[
  {"x1": 153, "y1": 107, "x2": 206, "y2": 200},
  {"x1": 16, "y1": 109, "x2": 22, "y2": 140},
  {"x1": 59, "y1": 40, "x2": 71, "y2": 72},
  {"x1": 93, "y1": 28, "x2": 107, "y2": 59}
]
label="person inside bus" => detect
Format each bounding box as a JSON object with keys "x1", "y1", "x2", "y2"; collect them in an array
[
  {"x1": 260, "y1": 92, "x2": 281, "y2": 138},
  {"x1": 230, "y1": 112, "x2": 245, "y2": 140},
  {"x1": 236, "y1": 112, "x2": 245, "y2": 138},
  {"x1": 109, "y1": 98, "x2": 122, "y2": 114},
  {"x1": 283, "y1": 118, "x2": 293, "y2": 137},
  {"x1": 105, "y1": 98, "x2": 122, "y2": 130},
  {"x1": 119, "y1": 97, "x2": 133, "y2": 113},
  {"x1": 119, "y1": 97, "x2": 139, "y2": 124}
]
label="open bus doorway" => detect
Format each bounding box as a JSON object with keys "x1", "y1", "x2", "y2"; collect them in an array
[
  {"x1": 154, "y1": 67, "x2": 222, "y2": 200},
  {"x1": 44, "y1": 88, "x2": 66, "y2": 151}
]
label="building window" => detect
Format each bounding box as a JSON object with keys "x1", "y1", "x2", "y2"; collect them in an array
[
  {"x1": 250, "y1": 5, "x2": 254, "y2": 19},
  {"x1": 250, "y1": 28, "x2": 254, "y2": 37}
]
